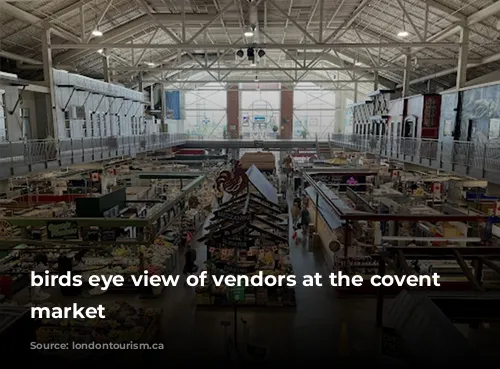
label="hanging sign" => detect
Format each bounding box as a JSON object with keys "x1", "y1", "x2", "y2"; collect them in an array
[
  {"x1": 47, "y1": 221, "x2": 79, "y2": 239},
  {"x1": 218, "y1": 211, "x2": 252, "y2": 222},
  {"x1": 222, "y1": 238, "x2": 254, "y2": 248}
]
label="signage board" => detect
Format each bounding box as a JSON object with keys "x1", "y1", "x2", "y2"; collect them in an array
[
  {"x1": 82, "y1": 228, "x2": 101, "y2": 242},
  {"x1": 47, "y1": 221, "x2": 79, "y2": 239},
  {"x1": 229, "y1": 286, "x2": 245, "y2": 302},
  {"x1": 223, "y1": 264, "x2": 255, "y2": 274},
  {"x1": 254, "y1": 140, "x2": 264, "y2": 148},
  {"x1": 222, "y1": 238, "x2": 253, "y2": 248},
  {"x1": 218, "y1": 211, "x2": 252, "y2": 222},
  {"x1": 101, "y1": 228, "x2": 118, "y2": 241},
  {"x1": 216, "y1": 262, "x2": 256, "y2": 274}
]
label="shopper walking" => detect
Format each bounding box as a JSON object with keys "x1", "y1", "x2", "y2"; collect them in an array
[{"x1": 300, "y1": 204, "x2": 311, "y2": 237}]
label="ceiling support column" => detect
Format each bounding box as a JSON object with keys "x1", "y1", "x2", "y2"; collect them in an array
[
  {"x1": 138, "y1": 72, "x2": 144, "y2": 93},
  {"x1": 102, "y1": 49, "x2": 111, "y2": 83},
  {"x1": 280, "y1": 88, "x2": 293, "y2": 139},
  {"x1": 335, "y1": 91, "x2": 346, "y2": 134},
  {"x1": 456, "y1": 25, "x2": 469, "y2": 89},
  {"x1": 41, "y1": 28, "x2": 58, "y2": 138},
  {"x1": 226, "y1": 84, "x2": 239, "y2": 139},
  {"x1": 160, "y1": 83, "x2": 166, "y2": 132},
  {"x1": 402, "y1": 50, "x2": 411, "y2": 97}
]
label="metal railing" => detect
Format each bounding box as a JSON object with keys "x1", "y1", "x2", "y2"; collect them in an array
[
  {"x1": 2, "y1": 132, "x2": 500, "y2": 184},
  {"x1": 329, "y1": 134, "x2": 500, "y2": 183},
  {"x1": 0, "y1": 133, "x2": 185, "y2": 179}
]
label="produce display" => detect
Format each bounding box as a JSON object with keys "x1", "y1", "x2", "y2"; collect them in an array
[
  {"x1": 0, "y1": 237, "x2": 179, "y2": 296},
  {"x1": 36, "y1": 301, "x2": 161, "y2": 356}
]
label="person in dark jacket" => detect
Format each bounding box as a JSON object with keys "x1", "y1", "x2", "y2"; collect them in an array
[{"x1": 183, "y1": 246, "x2": 198, "y2": 274}]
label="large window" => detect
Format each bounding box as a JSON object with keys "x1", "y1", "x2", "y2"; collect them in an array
[
  {"x1": 240, "y1": 87, "x2": 280, "y2": 140},
  {"x1": 116, "y1": 115, "x2": 121, "y2": 136},
  {"x1": 20, "y1": 108, "x2": 30, "y2": 139},
  {"x1": 293, "y1": 83, "x2": 335, "y2": 139},
  {"x1": 64, "y1": 110, "x2": 71, "y2": 138},
  {"x1": 184, "y1": 84, "x2": 227, "y2": 139},
  {"x1": 102, "y1": 113, "x2": 107, "y2": 136}
]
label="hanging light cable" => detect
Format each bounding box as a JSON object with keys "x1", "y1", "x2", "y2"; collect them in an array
[{"x1": 397, "y1": 0, "x2": 409, "y2": 38}]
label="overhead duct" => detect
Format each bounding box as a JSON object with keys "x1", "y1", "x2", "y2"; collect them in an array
[{"x1": 0, "y1": 50, "x2": 75, "y2": 71}]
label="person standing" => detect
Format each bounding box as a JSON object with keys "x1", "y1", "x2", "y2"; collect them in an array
[
  {"x1": 300, "y1": 204, "x2": 311, "y2": 237},
  {"x1": 183, "y1": 245, "x2": 198, "y2": 275}
]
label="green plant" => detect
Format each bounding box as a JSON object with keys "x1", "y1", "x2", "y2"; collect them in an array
[{"x1": 272, "y1": 125, "x2": 278, "y2": 133}]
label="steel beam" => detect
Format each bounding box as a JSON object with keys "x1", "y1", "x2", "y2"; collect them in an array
[
  {"x1": 50, "y1": 42, "x2": 460, "y2": 50},
  {"x1": 110, "y1": 66, "x2": 405, "y2": 72},
  {"x1": 158, "y1": 79, "x2": 371, "y2": 83}
]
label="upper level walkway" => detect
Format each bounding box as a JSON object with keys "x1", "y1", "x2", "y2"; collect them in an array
[
  {"x1": 0, "y1": 134, "x2": 185, "y2": 180},
  {"x1": 1, "y1": 134, "x2": 499, "y2": 184}
]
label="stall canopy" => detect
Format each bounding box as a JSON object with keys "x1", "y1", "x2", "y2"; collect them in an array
[
  {"x1": 305, "y1": 182, "x2": 351, "y2": 230},
  {"x1": 246, "y1": 165, "x2": 278, "y2": 204}
]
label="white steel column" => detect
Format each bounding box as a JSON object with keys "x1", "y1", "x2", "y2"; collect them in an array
[
  {"x1": 103, "y1": 49, "x2": 111, "y2": 83},
  {"x1": 41, "y1": 28, "x2": 58, "y2": 138},
  {"x1": 160, "y1": 83, "x2": 166, "y2": 132},
  {"x1": 456, "y1": 26, "x2": 469, "y2": 89},
  {"x1": 335, "y1": 91, "x2": 346, "y2": 134},
  {"x1": 402, "y1": 50, "x2": 411, "y2": 97}
]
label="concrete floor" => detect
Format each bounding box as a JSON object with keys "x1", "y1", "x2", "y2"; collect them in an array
[{"x1": 155, "y1": 191, "x2": 389, "y2": 366}]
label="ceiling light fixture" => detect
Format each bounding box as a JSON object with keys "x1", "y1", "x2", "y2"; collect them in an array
[
  {"x1": 250, "y1": 62, "x2": 256, "y2": 67},
  {"x1": 355, "y1": 61, "x2": 362, "y2": 66},
  {"x1": 145, "y1": 62, "x2": 156, "y2": 67},
  {"x1": 244, "y1": 31, "x2": 254, "y2": 37},
  {"x1": 254, "y1": 75, "x2": 259, "y2": 82},
  {"x1": 92, "y1": 29, "x2": 103, "y2": 37},
  {"x1": 397, "y1": 30, "x2": 409, "y2": 37},
  {"x1": 97, "y1": 49, "x2": 104, "y2": 54}
]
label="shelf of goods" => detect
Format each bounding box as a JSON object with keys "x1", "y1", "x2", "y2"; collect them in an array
[
  {"x1": 0, "y1": 237, "x2": 179, "y2": 298},
  {"x1": 35, "y1": 301, "x2": 161, "y2": 362},
  {"x1": 196, "y1": 244, "x2": 296, "y2": 308}
]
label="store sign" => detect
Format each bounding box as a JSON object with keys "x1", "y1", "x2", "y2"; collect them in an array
[
  {"x1": 223, "y1": 264, "x2": 255, "y2": 274},
  {"x1": 229, "y1": 286, "x2": 245, "y2": 302},
  {"x1": 222, "y1": 238, "x2": 253, "y2": 248},
  {"x1": 101, "y1": 228, "x2": 118, "y2": 241},
  {"x1": 82, "y1": 228, "x2": 100, "y2": 242},
  {"x1": 218, "y1": 211, "x2": 252, "y2": 222},
  {"x1": 254, "y1": 140, "x2": 264, "y2": 148},
  {"x1": 47, "y1": 221, "x2": 79, "y2": 239}
]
